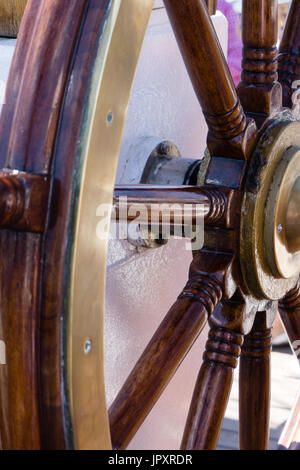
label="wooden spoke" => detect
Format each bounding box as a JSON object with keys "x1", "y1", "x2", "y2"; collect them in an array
[
  {"x1": 163, "y1": 0, "x2": 257, "y2": 160},
  {"x1": 278, "y1": 280, "x2": 300, "y2": 354},
  {"x1": 205, "y1": 0, "x2": 218, "y2": 16},
  {"x1": 239, "y1": 312, "x2": 272, "y2": 450},
  {"x1": 278, "y1": 0, "x2": 300, "y2": 107},
  {"x1": 113, "y1": 185, "x2": 239, "y2": 227},
  {"x1": 181, "y1": 300, "x2": 244, "y2": 450},
  {"x1": 109, "y1": 252, "x2": 232, "y2": 450},
  {"x1": 278, "y1": 388, "x2": 300, "y2": 450},
  {"x1": 237, "y1": 0, "x2": 281, "y2": 124}
]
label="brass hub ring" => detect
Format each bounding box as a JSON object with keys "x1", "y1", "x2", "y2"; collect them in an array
[{"x1": 241, "y1": 118, "x2": 300, "y2": 300}]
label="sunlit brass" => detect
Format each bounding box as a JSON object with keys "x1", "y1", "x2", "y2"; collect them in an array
[
  {"x1": 241, "y1": 119, "x2": 300, "y2": 300},
  {"x1": 286, "y1": 177, "x2": 300, "y2": 253},
  {"x1": 265, "y1": 146, "x2": 300, "y2": 279},
  {"x1": 67, "y1": 0, "x2": 154, "y2": 450}
]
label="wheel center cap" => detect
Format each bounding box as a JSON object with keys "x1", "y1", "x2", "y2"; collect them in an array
[
  {"x1": 265, "y1": 146, "x2": 300, "y2": 279},
  {"x1": 240, "y1": 117, "x2": 300, "y2": 300}
]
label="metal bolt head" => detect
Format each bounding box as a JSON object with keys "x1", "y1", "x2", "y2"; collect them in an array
[
  {"x1": 84, "y1": 340, "x2": 92, "y2": 354},
  {"x1": 107, "y1": 112, "x2": 113, "y2": 124}
]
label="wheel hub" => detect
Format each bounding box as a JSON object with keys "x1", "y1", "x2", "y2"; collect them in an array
[{"x1": 241, "y1": 117, "x2": 300, "y2": 300}]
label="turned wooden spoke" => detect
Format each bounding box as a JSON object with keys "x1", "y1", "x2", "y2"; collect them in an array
[
  {"x1": 278, "y1": 0, "x2": 300, "y2": 107},
  {"x1": 181, "y1": 300, "x2": 244, "y2": 450},
  {"x1": 0, "y1": 172, "x2": 49, "y2": 232},
  {"x1": 113, "y1": 185, "x2": 236, "y2": 226},
  {"x1": 163, "y1": 0, "x2": 257, "y2": 160},
  {"x1": 278, "y1": 280, "x2": 300, "y2": 351},
  {"x1": 237, "y1": 0, "x2": 281, "y2": 123},
  {"x1": 109, "y1": 253, "x2": 232, "y2": 450},
  {"x1": 205, "y1": 0, "x2": 218, "y2": 16},
  {"x1": 278, "y1": 388, "x2": 300, "y2": 450},
  {"x1": 239, "y1": 312, "x2": 272, "y2": 450}
]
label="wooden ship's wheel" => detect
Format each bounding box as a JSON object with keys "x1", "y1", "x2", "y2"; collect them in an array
[{"x1": 0, "y1": 0, "x2": 299, "y2": 450}]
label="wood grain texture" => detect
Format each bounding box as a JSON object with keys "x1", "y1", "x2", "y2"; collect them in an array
[
  {"x1": 0, "y1": 172, "x2": 49, "y2": 232},
  {"x1": 109, "y1": 252, "x2": 233, "y2": 450},
  {"x1": 239, "y1": 312, "x2": 272, "y2": 450},
  {"x1": 237, "y1": 0, "x2": 282, "y2": 124},
  {"x1": 163, "y1": 0, "x2": 257, "y2": 160},
  {"x1": 181, "y1": 321, "x2": 243, "y2": 450},
  {"x1": 278, "y1": 0, "x2": 300, "y2": 107},
  {"x1": 0, "y1": 230, "x2": 41, "y2": 449},
  {"x1": 39, "y1": 0, "x2": 112, "y2": 449},
  {"x1": 0, "y1": 0, "x2": 87, "y2": 174},
  {"x1": 114, "y1": 185, "x2": 239, "y2": 228},
  {"x1": 0, "y1": 0, "x2": 27, "y2": 37},
  {"x1": 0, "y1": 0, "x2": 97, "y2": 449}
]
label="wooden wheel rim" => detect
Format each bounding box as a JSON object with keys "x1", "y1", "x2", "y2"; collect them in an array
[
  {"x1": 0, "y1": 0, "x2": 299, "y2": 451},
  {"x1": 0, "y1": 0, "x2": 153, "y2": 450}
]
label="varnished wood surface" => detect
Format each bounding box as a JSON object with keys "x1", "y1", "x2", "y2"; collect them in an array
[
  {"x1": 0, "y1": 0, "x2": 109, "y2": 449},
  {"x1": 163, "y1": 0, "x2": 257, "y2": 160},
  {"x1": 0, "y1": 0, "x2": 27, "y2": 37},
  {"x1": 113, "y1": 185, "x2": 239, "y2": 228},
  {"x1": 279, "y1": 0, "x2": 300, "y2": 107},
  {"x1": 181, "y1": 321, "x2": 243, "y2": 450},
  {"x1": 0, "y1": 231, "x2": 41, "y2": 449},
  {"x1": 217, "y1": 348, "x2": 299, "y2": 450},
  {"x1": 0, "y1": 172, "x2": 49, "y2": 232},
  {"x1": 0, "y1": 0, "x2": 298, "y2": 451},
  {"x1": 237, "y1": 0, "x2": 282, "y2": 123},
  {"x1": 39, "y1": 0, "x2": 112, "y2": 449},
  {"x1": 109, "y1": 252, "x2": 232, "y2": 450},
  {"x1": 239, "y1": 312, "x2": 272, "y2": 450}
]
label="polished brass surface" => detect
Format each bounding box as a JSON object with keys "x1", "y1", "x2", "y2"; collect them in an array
[
  {"x1": 286, "y1": 177, "x2": 300, "y2": 253},
  {"x1": 241, "y1": 119, "x2": 300, "y2": 300},
  {"x1": 265, "y1": 146, "x2": 300, "y2": 279},
  {"x1": 67, "y1": 0, "x2": 154, "y2": 449}
]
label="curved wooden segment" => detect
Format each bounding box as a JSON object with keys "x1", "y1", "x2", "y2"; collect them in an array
[
  {"x1": 40, "y1": 0, "x2": 132, "y2": 450},
  {"x1": 239, "y1": 312, "x2": 272, "y2": 450},
  {"x1": 0, "y1": 0, "x2": 88, "y2": 449},
  {"x1": 237, "y1": 0, "x2": 282, "y2": 123},
  {"x1": 181, "y1": 314, "x2": 244, "y2": 450},
  {"x1": 109, "y1": 252, "x2": 233, "y2": 450},
  {"x1": 278, "y1": 280, "x2": 300, "y2": 355},
  {"x1": 0, "y1": 0, "x2": 116, "y2": 450},
  {"x1": 278, "y1": 388, "x2": 300, "y2": 450},
  {"x1": 278, "y1": 0, "x2": 300, "y2": 107},
  {"x1": 0, "y1": 0, "x2": 88, "y2": 174},
  {"x1": 163, "y1": 0, "x2": 257, "y2": 160}
]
